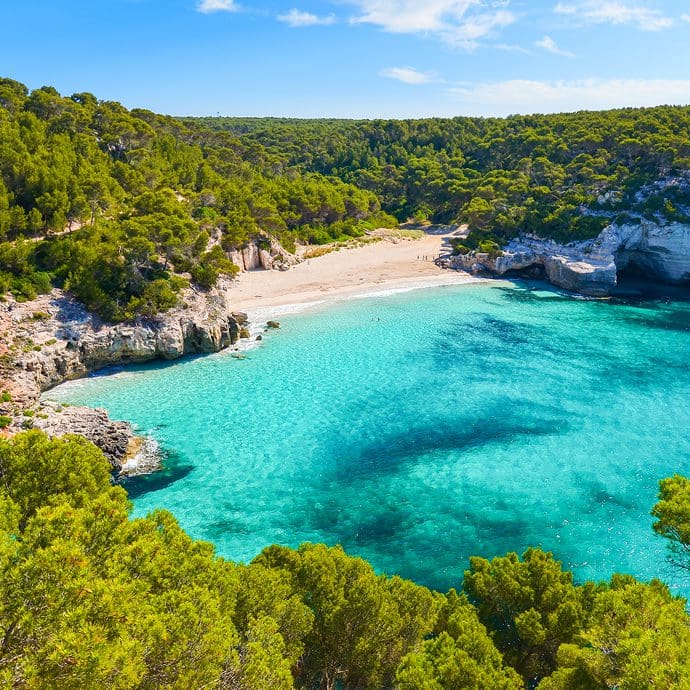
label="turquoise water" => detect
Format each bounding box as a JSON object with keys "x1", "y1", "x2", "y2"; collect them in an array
[{"x1": 48, "y1": 282, "x2": 690, "y2": 593}]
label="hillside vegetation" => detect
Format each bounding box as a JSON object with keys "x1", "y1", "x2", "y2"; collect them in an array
[
  {"x1": 189, "y1": 109, "x2": 690, "y2": 254},
  {"x1": 0, "y1": 79, "x2": 387, "y2": 321},
  {"x1": 1, "y1": 79, "x2": 690, "y2": 319},
  {"x1": 1, "y1": 430, "x2": 689, "y2": 689}
]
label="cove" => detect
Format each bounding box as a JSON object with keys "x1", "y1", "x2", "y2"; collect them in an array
[{"x1": 47, "y1": 282, "x2": 690, "y2": 593}]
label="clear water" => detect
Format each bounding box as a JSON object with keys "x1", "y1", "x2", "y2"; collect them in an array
[{"x1": 47, "y1": 282, "x2": 690, "y2": 593}]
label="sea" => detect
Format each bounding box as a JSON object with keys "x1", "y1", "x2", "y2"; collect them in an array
[{"x1": 46, "y1": 280, "x2": 690, "y2": 593}]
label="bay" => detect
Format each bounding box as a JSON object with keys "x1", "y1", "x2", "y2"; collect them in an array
[{"x1": 47, "y1": 282, "x2": 690, "y2": 592}]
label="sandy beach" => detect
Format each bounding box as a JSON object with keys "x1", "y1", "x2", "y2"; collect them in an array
[{"x1": 231, "y1": 227, "x2": 481, "y2": 317}]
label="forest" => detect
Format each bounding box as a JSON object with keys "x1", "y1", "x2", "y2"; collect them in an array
[
  {"x1": 1, "y1": 78, "x2": 690, "y2": 321},
  {"x1": 187, "y1": 108, "x2": 690, "y2": 254},
  {"x1": 0, "y1": 430, "x2": 688, "y2": 689},
  {"x1": 0, "y1": 79, "x2": 387, "y2": 321}
]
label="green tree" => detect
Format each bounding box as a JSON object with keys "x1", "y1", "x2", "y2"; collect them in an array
[
  {"x1": 652, "y1": 475, "x2": 690, "y2": 571},
  {"x1": 255, "y1": 543, "x2": 440, "y2": 689},
  {"x1": 463, "y1": 549, "x2": 590, "y2": 685},
  {"x1": 0, "y1": 431, "x2": 116, "y2": 525},
  {"x1": 539, "y1": 576, "x2": 690, "y2": 689},
  {"x1": 396, "y1": 591, "x2": 522, "y2": 689}
]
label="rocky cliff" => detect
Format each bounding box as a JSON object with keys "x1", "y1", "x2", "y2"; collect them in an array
[
  {"x1": 229, "y1": 237, "x2": 298, "y2": 272},
  {"x1": 448, "y1": 220, "x2": 690, "y2": 296},
  {"x1": 0, "y1": 277, "x2": 249, "y2": 472}
]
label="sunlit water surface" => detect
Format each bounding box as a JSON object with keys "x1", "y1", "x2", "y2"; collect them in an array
[{"x1": 48, "y1": 282, "x2": 690, "y2": 592}]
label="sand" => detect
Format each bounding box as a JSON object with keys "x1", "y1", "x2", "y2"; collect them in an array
[{"x1": 231, "y1": 228, "x2": 481, "y2": 317}]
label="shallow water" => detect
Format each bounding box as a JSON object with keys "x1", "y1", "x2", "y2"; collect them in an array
[{"x1": 48, "y1": 282, "x2": 690, "y2": 592}]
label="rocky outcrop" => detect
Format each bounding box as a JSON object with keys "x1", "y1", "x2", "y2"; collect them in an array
[
  {"x1": 0, "y1": 277, "x2": 249, "y2": 470},
  {"x1": 613, "y1": 222, "x2": 690, "y2": 284},
  {"x1": 31, "y1": 403, "x2": 137, "y2": 473},
  {"x1": 230, "y1": 237, "x2": 298, "y2": 272},
  {"x1": 448, "y1": 220, "x2": 690, "y2": 296}
]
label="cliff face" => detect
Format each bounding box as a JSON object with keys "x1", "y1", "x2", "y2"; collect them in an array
[
  {"x1": 450, "y1": 220, "x2": 690, "y2": 296},
  {"x1": 614, "y1": 222, "x2": 690, "y2": 284},
  {"x1": 229, "y1": 237, "x2": 297, "y2": 272},
  {"x1": 0, "y1": 235, "x2": 303, "y2": 470},
  {"x1": 0, "y1": 277, "x2": 248, "y2": 471}
]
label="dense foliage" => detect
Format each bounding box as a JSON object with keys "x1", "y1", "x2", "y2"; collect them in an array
[
  {"x1": 0, "y1": 79, "x2": 384, "y2": 320},
  {"x1": 190, "y1": 109, "x2": 690, "y2": 252},
  {"x1": 0, "y1": 430, "x2": 689, "y2": 689}
]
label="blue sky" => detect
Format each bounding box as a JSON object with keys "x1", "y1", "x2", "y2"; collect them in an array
[{"x1": 2, "y1": 0, "x2": 690, "y2": 117}]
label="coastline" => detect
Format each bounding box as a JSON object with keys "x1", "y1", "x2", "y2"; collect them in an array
[
  {"x1": 2, "y1": 228, "x2": 475, "y2": 471},
  {"x1": 230, "y1": 227, "x2": 481, "y2": 325},
  {"x1": 241, "y1": 273, "x2": 485, "y2": 331}
]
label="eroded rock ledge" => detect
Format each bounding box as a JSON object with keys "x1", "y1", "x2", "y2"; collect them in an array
[
  {"x1": 447, "y1": 221, "x2": 690, "y2": 296},
  {"x1": 0, "y1": 277, "x2": 249, "y2": 472}
]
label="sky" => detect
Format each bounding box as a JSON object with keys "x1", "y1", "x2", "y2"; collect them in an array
[{"x1": 1, "y1": 0, "x2": 690, "y2": 118}]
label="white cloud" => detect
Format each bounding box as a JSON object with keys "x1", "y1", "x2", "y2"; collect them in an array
[
  {"x1": 682, "y1": 13, "x2": 690, "y2": 23},
  {"x1": 497, "y1": 43, "x2": 532, "y2": 54},
  {"x1": 197, "y1": 0, "x2": 240, "y2": 13},
  {"x1": 535, "y1": 35, "x2": 574, "y2": 57},
  {"x1": 554, "y1": 2, "x2": 673, "y2": 31},
  {"x1": 277, "y1": 9, "x2": 336, "y2": 27},
  {"x1": 346, "y1": 1, "x2": 516, "y2": 49},
  {"x1": 380, "y1": 67, "x2": 437, "y2": 84},
  {"x1": 445, "y1": 9, "x2": 514, "y2": 47},
  {"x1": 448, "y1": 78, "x2": 690, "y2": 116}
]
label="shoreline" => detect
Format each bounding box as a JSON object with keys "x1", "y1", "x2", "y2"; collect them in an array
[
  {"x1": 228, "y1": 226, "x2": 480, "y2": 326},
  {"x1": 241, "y1": 273, "x2": 486, "y2": 331},
  {"x1": 2, "y1": 228, "x2": 471, "y2": 471}
]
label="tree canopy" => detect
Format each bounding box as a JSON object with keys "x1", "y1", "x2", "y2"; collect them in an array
[
  {"x1": 0, "y1": 79, "x2": 385, "y2": 320},
  {"x1": 0, "y1": 430, "x2": 689, "y2": 688}
]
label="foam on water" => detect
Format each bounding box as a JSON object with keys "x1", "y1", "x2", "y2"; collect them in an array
[{"x1": 46, "y1": 282, "x2": 690, "y2": 592}]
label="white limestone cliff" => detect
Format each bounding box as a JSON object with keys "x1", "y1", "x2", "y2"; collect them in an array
[{"x1": 449, "y1": 220, "x2": 690, "y2": 296}]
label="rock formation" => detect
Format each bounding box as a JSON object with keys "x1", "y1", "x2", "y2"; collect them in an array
[
  {"x1": 229, "y1": 237, "x2": 297, "y2": 272},
  {"x1": 448, "y1": 220, "x2": 690, "y2": 296},
  {"x1": 0, "y1": 277, "x2": 248, "y2": 471}
]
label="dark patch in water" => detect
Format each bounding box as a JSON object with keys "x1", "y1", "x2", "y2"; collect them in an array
[
  {"x1": 428, "y1": 313, "x2": 579, "y2": 375},
  {"x1": 495, "y1": 280, "x2": 574, "y2": 303},
  {"x1": 620, "y1": 306, "x2": 690, "y2": 334},
  {"x1": 331, "y1": 415, "x2": 569, "y2": 485},
  {"x1": 297, "y1": 409, "x2": 570, "y2": 590},
  {"x1": 306, "y1": 493, "x2": 539, "y2": 592},
  {"x1": 453, "y1": 315, "x2": 533, "y2": 348},
  {"x1": 583, "y1": 479, "x2": 639, "y2": 512},
  {"x1": 204, "y1": 517, "x2": 251, "y2": 539},
  {"x1": 121, "y1": 452, "x2": 193, "y2": 498},
  {"x1": 353, "y1": 511, "x2": 408, "y2": 547}
]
